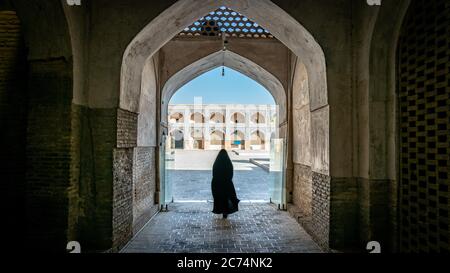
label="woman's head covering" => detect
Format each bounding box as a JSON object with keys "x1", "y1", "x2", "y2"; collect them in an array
[
  {"x1": 213, "y1": 149, "x2": 233, "y2": 179},
  {"x1": 216, "y1": 149, "x2": 229, "y2": 160}
]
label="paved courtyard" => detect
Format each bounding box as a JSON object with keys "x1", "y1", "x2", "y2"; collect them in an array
[
  {"x1": 121, "y1": 202, "x2": 322, "y2": 253},
  {"x1": 166, "y1": 150, "x2": 275, "y2": 201}
]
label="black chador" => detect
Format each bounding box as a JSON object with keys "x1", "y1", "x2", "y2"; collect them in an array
[{"x1": 211, "y1": 149, "x2": 240, "y2": 219}]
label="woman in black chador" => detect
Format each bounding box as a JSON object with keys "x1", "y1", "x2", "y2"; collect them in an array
[{"x1": 211, "y1": 149, "x2": 240, "y2": 219}]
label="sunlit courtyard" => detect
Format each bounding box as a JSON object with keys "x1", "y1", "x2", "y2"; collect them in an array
[{"x1": 166, "y1": 150, "x2": 273, "y2": 202}]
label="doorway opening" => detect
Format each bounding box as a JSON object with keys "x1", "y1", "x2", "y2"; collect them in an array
[
  {"x1": 119, "y1": 0, "x2": 329, "y2": 251},
  {"x1": 169, "y1": 130, "x2": 185, "y2": 149},
  {"x1": 164, "y1": 67, "x2": 284, "y2": 204}
]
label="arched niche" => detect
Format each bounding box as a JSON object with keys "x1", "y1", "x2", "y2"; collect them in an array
[
  {"x1": 230, "y1": 112, "x2": 246, "y2": 124},
  {"x1": 210, "y1": 112, "x2": 225, "y2": 124},
  {"x1": 169, "y1": 113, "x2": 184, "y2": 123},
  {"x1": 190, "y1": 112, "x2": 205, "y2": 124},
  {"x1": 251, "y1": 112, "x2": 266, "y2": 124}
]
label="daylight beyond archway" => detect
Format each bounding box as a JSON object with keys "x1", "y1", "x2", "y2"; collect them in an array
[{"x1": 166, "y1": 67, "x2": 280, "y2": 202}]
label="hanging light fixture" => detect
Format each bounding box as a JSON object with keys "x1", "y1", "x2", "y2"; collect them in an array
[{"x1": 221, "y1": 32, "x2": 227, "y2": 77}]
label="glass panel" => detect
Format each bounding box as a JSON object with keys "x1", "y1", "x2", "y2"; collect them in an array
[
  {"x1": 164, "y1": 137, "x2": 174, "y2": 204},
  {"x1": 159, "y1": 135, "x2": 166, "y2": 207},
  {"x1": 269, "y1": 138, "x2": 286, "y2": 209},
  {"x1": 159, "y1": 134, "x2": 174, "y2": 206}
]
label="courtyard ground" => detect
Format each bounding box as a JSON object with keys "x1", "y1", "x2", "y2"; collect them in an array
[{"x1": 167, "y1": 150, "x2": 274, "y2": 201}]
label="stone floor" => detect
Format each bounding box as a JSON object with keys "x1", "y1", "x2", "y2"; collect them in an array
[
  {"x1": 123, "y1": 150, "x2": 320, "y2": 254},
  {"x1": 121, "y1": 202, "x2": 323, "y2": 253}
]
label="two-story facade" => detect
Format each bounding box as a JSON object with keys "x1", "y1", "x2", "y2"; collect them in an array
[{"x1": 168, "y1": 104, "x2": 278, "y2": 151}]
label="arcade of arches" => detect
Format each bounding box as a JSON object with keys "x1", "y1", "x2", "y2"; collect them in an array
[
  {"x1": 1, "y1": 0, "x2": 449, "y2": 253},
  {"x1": 168, "y1": 104, "x2": 276, "y2": 151}
]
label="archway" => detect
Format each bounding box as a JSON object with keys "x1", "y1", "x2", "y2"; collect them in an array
[
  {"x1": 250, "y1": 130, "x2": 266, "y2": 151},
  {"x1": 165, "y1": 66, "x2": 279, "y2": 207},
  {"x1": 170, "y1": 130, "x2": 185, "y2": 149},
  {"x1": 231, "y1": 112, "x2": 246, "y2": 124},
  {"x1": 210, "y1": 112, "x2": 225, "y2": 124},
  {"x1": 210, "y1": 130, "x2": 226, "y2": 150},
  {"x1": 169, "y1": 113, "x2": 184, "y2": 123},
  {"x1": 190, "y1": 112, "x2": 205, "y2": 124},
  {"x1": 160, "y1": 50, "x2": 287, "y2": 125},
  {"x1": 231, "y1": 130, "x2": 246, "y2": 150},
  {"x1": 118, "y1": 0, "x2": 330, "y2": 251},
  {"x1": 251, "y1": 112, "x2": 266, "y2": 124},
  {"x1": 190, "y1": 129, "x2": 204, "y2": 150}
]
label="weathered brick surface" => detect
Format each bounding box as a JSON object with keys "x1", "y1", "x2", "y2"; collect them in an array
[
  {"x1": 358, "y1": 178, "x2": 396, "y2": 252},
  {"x1": 329, "y1": 177, "x2": 358, "y2": 250},
  {"x1": 0, "y1": 10, "x2": 28, "y2": 250},
  {"x1": 311, "y1": 172, "x2": 331, "y2": 250},
  {"x1": 25, "y1": 58, "x2": 73, "y2": 251},
  {"x1": 68, "y1": 104, "x2": 82, "y2": 242},
  {"x1": 398, "y1": 0, "x2": 450, "y2": 253},
  {"x1": 71, "y1": 107, "x2": 117, "y2": 252},
  {"x1": 358, "y1": 178, "x2": 370, "y2": 246},
  {"x1": 133, "y1": 147, "x2": 158, "y2": 233},
  {"x1": 368, "y1": 179, "x2": 391, "y2": 247},
  {"x1": 289, "y1": 166, "x2": 331, "y2": 250},
  {"x1": 293, "y1": 163, "x2": 312, "y2": 217},
  {"x1": 117, "y1": 109, "x2": 137, "y2": 148},
  {"x1": 113, "y1": 148, "x2": 134, "y2": 251},
  {"x1": 112, "y1": 146, "x2": 159, "y2": 251},
  {"x1": 88, "y1": 109, "x2": 117, "y2": 250}
]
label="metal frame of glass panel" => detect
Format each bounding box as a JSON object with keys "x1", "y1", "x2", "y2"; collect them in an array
[{"x1": 269, "y1": 138, "x2": 286, "y2": 210}]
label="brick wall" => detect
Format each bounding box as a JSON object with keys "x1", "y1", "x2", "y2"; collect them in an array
[
  {"x1": 289, "y1": 165, "x2": 331, "y2": 250},
  {"x1": 117, "y1": 109, "x2": 137, "y2": 148},
  {"x1": 311, "y1": 172, "x2": 331, "y2": 249},
  {"x1": 358, "y1": 178, "x2": 396, "y2": 252},
  {"x1": 113, "y1": 148, "x2": 134, "y2": 251},
  {"x1": 25, "y1": 58, "x2": 73, "y2": 251},
  {"x1": 111, "y1": 109, "x2": 138, "y2": 250},
  {"x1": 133, "y1": 147, "x2": 158, "y2": 233},
  {"x1": 329, "y1": 177, "x2": 358, "y2": 250},
  {"x1": 68, "y1": 104, "x2": 82, "y2": 242},
  {"x1": 0, "y1": 10, "x2": 28, "y2": 250},
  {"x1": 69, "y1": 107, "x2": 117, "y2": 252},
  {"x1": 292, "y1": 163, "x2": 312, "y2": 217},
  {"x1": 113, "y1": 109, "x2": 160, "y2": 250},
  {"x1": 398, "y1": 0, "x2": 450, "y2": 253},
  {"x1": 358, "y1": 178, "x2": 370, "y2": 247},
  {"x1": 87, "y1": 109, "x2": 117, "y2": 251}
]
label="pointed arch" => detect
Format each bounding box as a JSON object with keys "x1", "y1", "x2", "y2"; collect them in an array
[
  {"x1": 161, "y1": 50, "x2": 286, "y2": 124},
  {"x1": 120, "y1": 0, "x2": 327, "y2": 114}
]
